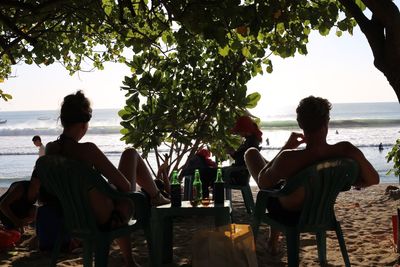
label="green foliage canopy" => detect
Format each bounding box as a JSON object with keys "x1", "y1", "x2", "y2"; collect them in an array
[
  {"x1": 0, "y1": 0, "x2": 367, "y2": 173},
  {"x1": 119, "y1": 27, "x2": 262, "y2": 173}
]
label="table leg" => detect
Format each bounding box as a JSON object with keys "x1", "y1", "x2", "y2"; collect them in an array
[
  {"x1": 214, "y1": 208, "x2": 231, "y2": 227},
  {"x1": 150, "y1": 215, "x2": 163, "y2": 267},
  {"x1": 162, "y1": 216, "x2": 173, "y2": 263}
]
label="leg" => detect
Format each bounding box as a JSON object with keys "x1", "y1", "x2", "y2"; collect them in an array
[
  {"x1": 116, "y1": 236, "x2": 138, "y2": 267},
  {"x1": 119, "y1": 148, "x2": 170, "y2": 206},
  {"x1": 267, "y1": 228, "x2": 281, "y2": 255},
  {"x1": 244, "y1": 148, "x2": 268, "y2": 185},
  {"x1": 118, "y1": 148, "x2": 158, "y2": 196}
]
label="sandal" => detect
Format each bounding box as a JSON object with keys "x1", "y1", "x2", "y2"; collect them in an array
[{"x1": 151, "y1": 191, "x2": 170, "y2": 206}]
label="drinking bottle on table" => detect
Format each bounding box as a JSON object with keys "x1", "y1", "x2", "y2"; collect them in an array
[
  {"x1": 170, "y1": 170, "x2": 181, "y2": 207},
  {"x1": 213, "y1": 168, "x2": 224, "y2": 204},
  {"x1": 191, "y1": 169, "x2": 202, "y2": 207}
]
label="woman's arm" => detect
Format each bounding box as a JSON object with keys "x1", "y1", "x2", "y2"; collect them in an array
[
  {"x1": 83, "y1": 143, "x2": 132, "y2": 192},
  {"x1": 0, "y1": 184, "x2": 25, "y2": 227}
]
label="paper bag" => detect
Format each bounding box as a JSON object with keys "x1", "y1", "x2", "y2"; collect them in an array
[{"x1": 192, "y1": 224, "x2": 258, "y2": 267}]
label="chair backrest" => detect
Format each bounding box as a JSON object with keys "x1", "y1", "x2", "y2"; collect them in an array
[
  {"x1": 281, "y1": 158, "x2": 359, "y2": 230},
  {"x1": 35, "y1": 155, "x2": 102, "y2": 235}
]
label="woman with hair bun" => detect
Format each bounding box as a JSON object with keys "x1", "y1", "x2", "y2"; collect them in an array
[{"x1": 45, "y1": 90, "x2": 169, "y2": 266}]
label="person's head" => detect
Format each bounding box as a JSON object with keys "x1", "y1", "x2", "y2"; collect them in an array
[
  {"x1": 32, "y1": 135, "x2": 42, "y2": 147},
  {"x1": 232, "y1": 115, "x2": 263, "y2": 143},
  {"x1": 296, "y1": 96, "x2": 331, "y2": 134},
  {"x1": 60, "y1": 90, "x2": 92, "y2": 139}
]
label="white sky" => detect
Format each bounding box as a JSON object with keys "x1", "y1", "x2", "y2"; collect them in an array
[{"x1": 1, "y1": 24, "x2": 398, "y2": 119}]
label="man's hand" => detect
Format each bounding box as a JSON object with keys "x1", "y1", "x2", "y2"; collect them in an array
[{"x1": 282, "y1": 132, "x2": 305, "y2": 150}]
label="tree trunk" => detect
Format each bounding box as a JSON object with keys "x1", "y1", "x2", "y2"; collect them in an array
[{"x1": 339, "y1": 0, "x2": 400, "y2": 101}]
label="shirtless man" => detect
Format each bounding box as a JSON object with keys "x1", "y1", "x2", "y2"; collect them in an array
[{"x1": 244, "y1": 96, "x2": 379, "y2": 253}]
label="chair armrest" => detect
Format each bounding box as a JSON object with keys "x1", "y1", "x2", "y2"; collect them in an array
[{"x1": 91, "y1": 174, "x2": 150, "y2": 220}]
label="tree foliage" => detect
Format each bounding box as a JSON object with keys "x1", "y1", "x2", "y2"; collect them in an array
[
  {"x1": 2, "y1": 0, "x2": 399, "y2": 173},
  {"x1": 0, "y1": 0, "x2": 359, "y2": 80},
  {"x1": 119, "y1": 28, "x2": 262, "y2": 174}
]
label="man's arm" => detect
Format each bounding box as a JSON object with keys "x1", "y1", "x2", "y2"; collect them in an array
[
  {"x1": 345, "y1": 143, "x2": 379, "y2": 187},
  {"x1": 258, "y1": 132, "x2": 305, "y2": 189}
]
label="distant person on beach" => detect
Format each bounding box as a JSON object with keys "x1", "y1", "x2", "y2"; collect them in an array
[
  {"x1": 266, "y1": 138, "x2": 270, "y2": 146},
  {"x1": 44, "y1": 90, "x2": 169, "y2": 266},
  {"x1": 224, "y1": 115, "x2": 262, "y2": 185},
  {"x1": 244, "y1": 96, "x2": 379, "y2": 254},
  {"x1": 32, "y1": 135, "x2": 45, "y2": 157},
  {"x1": 379, "y1": 143, "x2": 384, "y2": 151},
  {"x1": 336, "y1": 130, "x2": 339, "y2": 134},
  {"x1": 0, "y1": 179, "x2": 40, "y2": 231}
]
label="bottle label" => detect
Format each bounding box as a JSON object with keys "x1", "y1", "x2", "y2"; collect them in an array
[
  {"x1": 170, "y1": 184, "x2": 181, "y2": 207},
  {"x1": 214, "y1": 183, "x2": 224, "y2": 204}
]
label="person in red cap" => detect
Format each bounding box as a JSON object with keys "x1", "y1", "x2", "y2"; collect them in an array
[
  {"x1": 181, "y1": 147, "x2": 217, "y2": 197},
  {"x1": 224, "y1": 115, "x2": 263, "y2": 185}
]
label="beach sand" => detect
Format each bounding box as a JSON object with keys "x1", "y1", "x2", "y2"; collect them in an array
[{"x1": 0, "y1": 184, "x2": 399, "y2": 266}]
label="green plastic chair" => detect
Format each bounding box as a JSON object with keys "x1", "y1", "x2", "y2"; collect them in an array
[
  {"x1": 35, "y1": 155, "x2": 151, "y2": 267},
  {"x1": 252, "y1": 158, "x2": 359, "y2": 267},
  {"x1": 225, "y1": 183, "x2": 255, "y2": 214},
  {"x1": 224, "y1": 166, "x2": 255, "y2": 214}
]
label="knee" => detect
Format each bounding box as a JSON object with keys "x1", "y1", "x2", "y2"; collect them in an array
[
  {"x1": 121, "y1": 148, "x2": 139, "y2": 161},
  {"x1": 244, "y1": 147, "x2": 260, "y2": 163}
]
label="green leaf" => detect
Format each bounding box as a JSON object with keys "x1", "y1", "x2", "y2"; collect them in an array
[
  {"x1": 245, "y1": 92, "x2": 261, "y2": 108},
  {"x1": 355, "y1": 0, "x2": 366, "y2": 10},
  {"x1": 241, "y1": 47, "x2": 250, "y2": 58},
  {"x1": 218, "y1": 46, "x2": 230, "y2": 57}
]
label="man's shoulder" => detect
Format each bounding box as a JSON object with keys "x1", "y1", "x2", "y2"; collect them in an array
[
  {"x1": 330, "y1": 141, "x2": 358, "y2": 153},
  {"x1": 274, "y1": 149, "x2": 307, "y2": 167}
]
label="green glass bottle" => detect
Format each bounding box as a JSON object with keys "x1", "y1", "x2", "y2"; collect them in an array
[
  {"x1": 170, "y1": 170, "x2": 181, "y2": 207},
  {"x1": 191, "y1": 169, "x2": 203, "y2": 207},
  {"x1": 213, "y1": 168, "x2": 224, "y2": 204}
]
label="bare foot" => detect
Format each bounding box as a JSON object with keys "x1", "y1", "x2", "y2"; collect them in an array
[{"x1": 266, "y1": 239, "x2": 282, "y2": 256}]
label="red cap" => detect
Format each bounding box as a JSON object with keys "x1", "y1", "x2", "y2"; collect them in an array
[
  {"x1": 232, "y1": 115, "x2": 263, "y2": 142},
  {"x1": 232, "y1": 116, "x2": 255, "y2": 133}
]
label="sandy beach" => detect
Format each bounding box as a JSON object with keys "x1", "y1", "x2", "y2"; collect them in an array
[{"x1": 0, "y1": 184, "x2": 399, "y2": 266}]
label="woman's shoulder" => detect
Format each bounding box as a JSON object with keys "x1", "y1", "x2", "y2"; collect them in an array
[
  {"x1": 45, "y1": 140, "x2": 61, "y2": 155},
  {"x1": 78, "y1": 141, "x2": 99, "y2": 151}
]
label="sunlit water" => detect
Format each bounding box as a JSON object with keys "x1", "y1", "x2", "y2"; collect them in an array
[{"x1": 0, "y1": 102, "x2": 399, "y2": 187}]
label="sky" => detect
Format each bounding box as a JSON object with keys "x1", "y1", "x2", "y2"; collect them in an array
[{"x1": 1, "y1": 21, "x2": 398, "y2": 119}]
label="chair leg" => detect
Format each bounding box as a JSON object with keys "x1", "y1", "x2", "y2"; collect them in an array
[
  {"x1": 241, "y1": 185, "x2": 255, "y2": 214},
  {"x1": 316, "y1": 231, "x2": 327, "y2": 264},
  {"x1": 94, "y1": 238, "x2": 110, "y2": 267},
  {"x1": 286, "y1": 231, "x2": 300, "y2": 267},
  {"x1": 82, "y1": 240, "x2": 94, "y2": 267},
  {"x1": 50, "y1": 231, "x2": 64, "y2": 267},
  {"x1": 225, "y1": 187, "x2": 232, "y2": 202},
  {"x1": 143, "y1": 225, "x2": 152, "y2": 266},
  {"x1": 251, "y1": 219, "x2": 261, "y2": 241},
  {"x1": 335, "y1": 223, "x2": 351, "y2": 267}
]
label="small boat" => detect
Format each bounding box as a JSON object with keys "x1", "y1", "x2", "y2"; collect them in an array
[
  {"x1": 0, "y1": 119, "x2": 7, "y2": 124},
  {"x1": 37, "y1": 116, "x2": 51, "y2": 120}
]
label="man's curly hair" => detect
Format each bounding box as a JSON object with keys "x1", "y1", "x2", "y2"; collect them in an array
[{"x1": 296, "y1": 96, "x2": 331, "y2": 132}]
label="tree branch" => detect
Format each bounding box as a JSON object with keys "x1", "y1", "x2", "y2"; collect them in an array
[
  {"x1": 337, "y1": 0, "x2": 370, "y2": 29},
  {"x1": 0, "y1": 13, "x2": 36, "y2": 44}
]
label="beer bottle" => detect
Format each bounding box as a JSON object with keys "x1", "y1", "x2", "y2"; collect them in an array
[
  {"x1": 213, "y1": 168, "x2": 224, "y2": 204},
  {"x1": 191, "y1": 169, "x2": 203, "y2": 207},
  {"x1": 170, "y1": 170, "x2": 181, "y2": 207}
]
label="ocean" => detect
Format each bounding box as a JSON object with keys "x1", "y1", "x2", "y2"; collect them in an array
[{"x1": 0, "y1": 102, "x2": 399, "y2": 187}]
